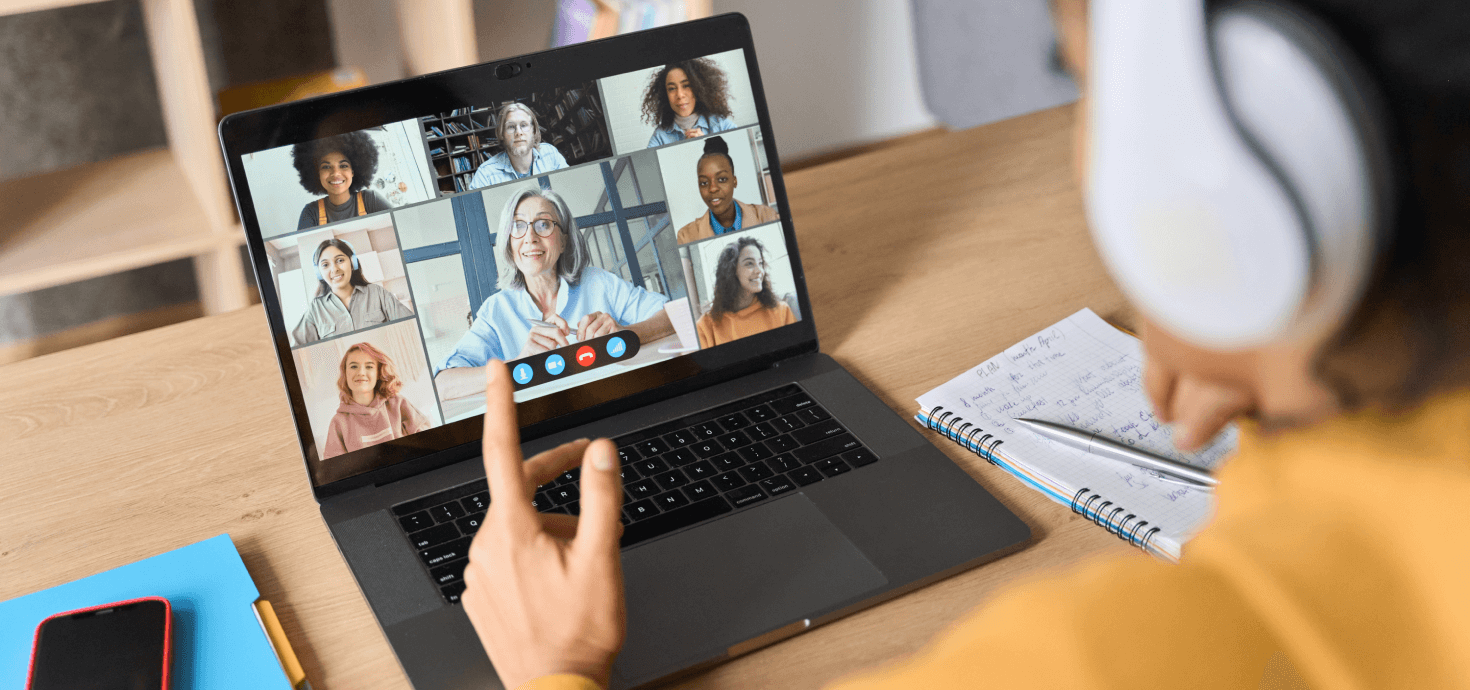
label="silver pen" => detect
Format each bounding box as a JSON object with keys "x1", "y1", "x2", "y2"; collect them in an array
[
  {"x1": 1013, "y1": 418, "x2": 1218, "y2": 490},
  {"x1": 528, "y1": 318, "x2": 577, "y2": 336}
]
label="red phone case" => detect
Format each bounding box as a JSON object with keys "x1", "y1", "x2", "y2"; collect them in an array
[{"x1": 26, "y1": 596, "x2": 173, "y2": 690}]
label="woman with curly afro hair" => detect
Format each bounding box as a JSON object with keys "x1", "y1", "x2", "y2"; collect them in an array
[
  {"x1": 292, "y1": 130, "x2": 392, "y2": 229},
  {"x1": 641, "y1": 58, "x2": 735, "y2": 147}
]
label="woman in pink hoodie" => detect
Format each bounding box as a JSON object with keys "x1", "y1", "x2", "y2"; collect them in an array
[{"x1": 322, "y1": 342, "x2": 432, "y2": 458}]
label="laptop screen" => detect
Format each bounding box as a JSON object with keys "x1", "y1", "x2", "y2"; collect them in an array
[{"x1": 225, "y1": 25, "x2": 814, "y2": 488}]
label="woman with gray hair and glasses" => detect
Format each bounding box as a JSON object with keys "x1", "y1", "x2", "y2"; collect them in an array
[
  {"x1": 435, "y1": 188, "x2": 674, "y2": 399},
  {"x1": 468, "y1": 102, "x2": 570, "y2": 189}
]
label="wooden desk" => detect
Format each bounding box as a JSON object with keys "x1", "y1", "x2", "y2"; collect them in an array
[{"x1": 0, "y1": 104, "x2": 1144, "y2": 689}]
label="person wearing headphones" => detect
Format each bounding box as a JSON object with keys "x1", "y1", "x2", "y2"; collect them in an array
[
  {"x1": 454, "y1": 0, "x2": 1470, "y2": 688},
  {"x1": 293, "y1": 131, "x2": 392, "y2": 230},
  {"x1": 290, "y1": 238, "x2": 414, "y2": 346}
]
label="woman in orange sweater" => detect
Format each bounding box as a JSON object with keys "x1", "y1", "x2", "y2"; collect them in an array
[
  {"x1": 452, "y1": 1, "x2": 1470, "y2": 688},
  {"x1": 694, "y1": 236, "x2": 796, "y2": 347}
]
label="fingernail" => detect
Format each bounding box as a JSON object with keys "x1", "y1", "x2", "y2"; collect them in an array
[{"x1": 593, "y1": 445, "x2": 614, "y2": 471}]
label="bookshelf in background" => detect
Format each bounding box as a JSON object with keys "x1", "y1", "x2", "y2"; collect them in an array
[{"x1": 421, "y1": 82, "x2": 613, "y2": 195}]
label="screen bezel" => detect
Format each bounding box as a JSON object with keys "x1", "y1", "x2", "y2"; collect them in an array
[{"x1": 218, "y1": 14, "x2": 819, "y2": 500}]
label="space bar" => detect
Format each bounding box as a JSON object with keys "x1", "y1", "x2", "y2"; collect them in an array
[{"x1": 621, "y1": 497, "x2": 733, "y2": 548}]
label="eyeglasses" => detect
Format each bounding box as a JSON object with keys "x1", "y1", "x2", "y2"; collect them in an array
[
  {"x1": 511, "y1": 218, "x2": 561, "y2": 238},
  {"x1": 504, "y1": 121, "x2": 535, "y2": 133}
]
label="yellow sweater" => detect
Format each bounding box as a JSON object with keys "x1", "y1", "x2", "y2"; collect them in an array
[{"x1": 522, "y1": 392, "x2": 1470, "y2": 690}]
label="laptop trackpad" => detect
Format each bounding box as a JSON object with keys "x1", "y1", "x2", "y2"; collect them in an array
[{"x1": 615, "y1": 493, "x2": 888, "y2": 686}]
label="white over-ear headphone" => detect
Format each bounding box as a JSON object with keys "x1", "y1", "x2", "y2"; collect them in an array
[
  {"x1": 1086, "y1": 0, "x2": 1393, "y2": 348},
  {"x1": 314, "y1": 238, "x2": 360, "y2": 282}
]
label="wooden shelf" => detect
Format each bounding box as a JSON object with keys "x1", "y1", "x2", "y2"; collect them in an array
[
  {"x1": 0, "y1": 148, "x2": 244, "y2": 296},
  {"x1": 0, "y1": 0, "x2": 106, "y2": 17}
]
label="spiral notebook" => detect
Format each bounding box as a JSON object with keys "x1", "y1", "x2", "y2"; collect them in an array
[{"x1": 915, "y1": 308, "x2": 1237, "y2": 561}]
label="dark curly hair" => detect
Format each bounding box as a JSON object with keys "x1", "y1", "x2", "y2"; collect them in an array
[
  {"x1": 291, "y1": 131, "x2": 379, "y2": 196},
  {"x1": 641, "y1": 58, "x2": 733, "y2": 131},
  {"x1": 709, "y1": 236, "x2": 777, "y2": 320}
]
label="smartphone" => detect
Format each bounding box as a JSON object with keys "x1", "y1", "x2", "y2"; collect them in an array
[{"x1": 27, "y1": 596, "x2": 172, "y2": 690}]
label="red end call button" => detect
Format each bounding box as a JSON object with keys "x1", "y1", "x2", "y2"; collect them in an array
[{"x1": 575, "y1": 345, "x2": 596, "y2": 367}]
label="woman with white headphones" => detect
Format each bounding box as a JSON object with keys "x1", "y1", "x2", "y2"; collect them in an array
[
  {"x1": 455, "y1": 1, "x2": 1470, "y2": 687},
  {"x1": 290, "y1": 238, "x2": 414, "y2": 345}
]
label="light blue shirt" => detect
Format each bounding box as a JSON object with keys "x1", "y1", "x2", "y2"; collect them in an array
[
  {"x1": 647, "y1": 113, "x2": 736, "y2": 147},
  {"x1": 708, "y1": 203, "x2": 743, "y2": 236},
  {"x1": 439, "y1": 266, "x2": 668, "y2": 371},
  {"x1": 468, "y1": 143, "x2": 569, "y2": 189}
]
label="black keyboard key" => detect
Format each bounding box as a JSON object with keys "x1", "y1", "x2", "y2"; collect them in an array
[
  {"x1": 442, "y1": 581, "x2": 467, "y2": 604},
  {"x1": 792, "y1": 434, "x2": 861, "y2": 464},
  {"x1": 619, "y1": 464, "x2": 641, "y2": 482},
  {"x1": 565, "y1": 501, "x2": 580, "y2": 515},
  {"x1": 737, "y1": 443, "x2": 774, "y2": 462},
  {"x1": 770, "y1": 453, "x2": 802, "y2": 473},
  {"x1": 685, "y1": 460, "x2": 718, "y2": 480},
  {"x1": 626, "y1": 479, "x2": 658, "y2": 500},
  {"x1": 555, "y1": 469, "x2": 580, "y2": 486},
  {"x1": 456, "y1": 512, "x2": 486, "y2": 535},
  {"x1": 745, "y1": 404, "x2": 776, "y2": 422},
  {"x1": 712, "y1": 471, "x2": 746, "y2": 492},
  {"x1": 531, "y1": 493, "x2": 555, "y2": 512},
  {"x1": 690, "y1": 439, "x2": 724, "y2": 458},
  {"x1": 711, "y1": 452, "x2": 744, "y2": 472},
  {"x1": 748, "y1": 422, "x2": 778, "y2": 440},
  {"x1": 771, "y1": 393, "x2": 816, "y2": 414},
  {"x1": 790, "y1": 467, "x2": 824, "y2": 486},
  {"x1": 683, "y1": 480, "x2": 717, "y2": 500},
  {"x1": 692, "y1": 422, "x2": 723, "y2": 439},
  {"x1": 843, "y1": 447, "x2": 879, "y2": 467},
  {"x1": 429, "y1": 502, "x2": 467, "y2": 523},
  {"x1": 768, "y1": 435, "x2": 799, "y2": 453},
  {"x1": 430, "y1": 559, "x2": 469, "y2": 587},
  {"x1": 625, "y1": 499, "x2": 659, "y2": 521},
  {"x1": 618, "y1": 446, "x2": 641, "y2": 464},
  {"x1": 792, "y1": 418, "x2": 846, "y2": 445},
  {"x1": 654, "y1": 490, "x2": 691, "y2": 511},
  {"x1": 718, "y1": 412, "x2": 751, "y2": 430},
  {"x1": 620, "y1": 497, "x2": 732, "y2": 547},
  {"x1": 421, "y1": 537, "x2": 472, "y2": 567},
  {"x1": 636, "y1": 439, "x2": 669, "y2": 457},
  {"x1": 796, "y1": 406, "x2": 832, "y2": 424},
  {"x1": 653, "y1": 469, "x2": 690, "y2": 491},
  {"x1": 664, "y1": 448, "x2": 697, "y2": 467},
  {"x1": 727, "y1": 485, "x2": 767, "y2": 507},
  {"x1": 461, "y1": 492, "x2": 490, "y2": 513},
  {"x1": 635, "y1": 457, "x2": 669, "y2": 475},
  {"x1": 399, "y1": 511, "x2": 433, "y2": 532},
  {"x1": 409, "y1": 523, "x2": 460, "y2": 549},
  {"x1": 717, "y1": 430, "x2": 751, "y2": 449},
  {"x1": 548, "y1": 485, "x2": 580, "y2": 505},
  {"x1": 815, "y1": 457, "x2": 852, "y2": 478},
  {"x1": 771, "y1": 414, "x2": 804, "y2": 433},
  {"x1": 664, "y1": 429, "x2": 695, "y2": 447},
  {"x1": 760, "y1": 476, "x2": 796, "y2": 496},
  {"x1": 392, "y1": 479, "x2": 486, "y2": 516},
  {"x1": 738, "y1": 461, "x2": 775, "y2": 482}
]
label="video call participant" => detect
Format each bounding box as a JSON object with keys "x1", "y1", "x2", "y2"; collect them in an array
[
  {"x1": 291, "y1": 239, "x2": 414, "y2": 345},
  {"x1": 293, "y1": 131, "x2": 392, "y2": 229},
  {"x1": 453, "y1": 1, "x2": 1470, "y2": 688},
  {"x1": 469, "y1": 103, "x2": 570, "y2": 189},
  {"x1": 675, "y1": 136, "x2": 779, "y2": 244},
  {"x1": 434, "y1": 189, "x2": 674, "y2": 399},
  {"x1": 642, "y1": 58, "x2": 735, "y2": 147},
  {"x1": 322, "y1": 342, "x2": 432, "y2": 458},
  {"x1": 695, "y1": 236, "x2": 795, "y2": 347}
]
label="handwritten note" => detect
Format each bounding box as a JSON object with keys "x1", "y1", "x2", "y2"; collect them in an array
[{"x1": 918, "y1": 309, "x2": 1237, "y2": 549}]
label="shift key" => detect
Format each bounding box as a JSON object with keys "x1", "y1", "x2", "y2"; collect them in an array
[
  {"x1": 421, "y1": 536, "x2": 472, "y2": 567},
  {"x1": 792, "y1": 434, "x2": 861, "y2": 464}
]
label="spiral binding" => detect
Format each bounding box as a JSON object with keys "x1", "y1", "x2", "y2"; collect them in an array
[
  {"x1": 1069, "y1": 486, "x2": 1160, "y2": 555},
  {"x1": 926, "y1": 406, "x2": 1160, "y2": 555}
]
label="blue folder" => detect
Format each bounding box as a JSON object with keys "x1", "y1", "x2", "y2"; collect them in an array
[{"x1": 0, "y1": 534, "x2": 293, "y2": 689}]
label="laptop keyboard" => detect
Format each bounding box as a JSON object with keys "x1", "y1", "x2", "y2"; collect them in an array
[{"x1": 390, "y1": 384, "x2": 879, "y2": 604}]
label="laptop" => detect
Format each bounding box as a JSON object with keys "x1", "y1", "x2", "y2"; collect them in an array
[{"x1": 219, "y1": 14, "x2": 1029, "y2": 689}]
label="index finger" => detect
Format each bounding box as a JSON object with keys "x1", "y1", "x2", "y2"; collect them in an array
[
  {"x1": 577, "y1": 313, "x2": 594, "y2": 335},
  {"x1": 481, "y1": 361, "x2": 533, "y2": 520}
]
